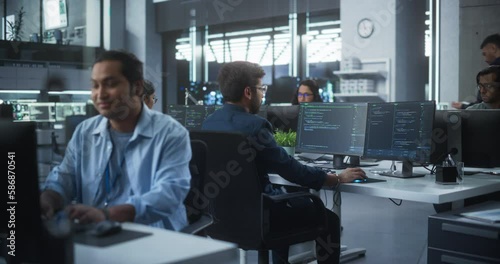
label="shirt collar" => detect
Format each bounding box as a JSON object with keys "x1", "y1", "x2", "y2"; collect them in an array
[
  {"x1": 223, "y1": 103, "x2": 247, "y2": 113},
  {"x1": 92, "y1": 103, "x2": 154, "y2": 139}
]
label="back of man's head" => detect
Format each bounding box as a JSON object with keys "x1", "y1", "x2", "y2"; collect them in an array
[
  {"x1": 480, "y1": 34, "x2": 500, "y2": 49},
  {"x1": 217, "y1": 61, "x2": 265, "y2": 102}
]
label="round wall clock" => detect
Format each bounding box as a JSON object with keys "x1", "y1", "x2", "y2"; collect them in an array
[{"x1": 357, "y1": 18, "x2": 374, "y2": 38}]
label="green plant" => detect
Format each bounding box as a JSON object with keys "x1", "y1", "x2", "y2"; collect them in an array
[
  {"x1": 6, "y1": 7, "x2": 25, "y2": 41},
  {"x1": 274, "y1": 129, "x2": 296, "y2": 147}
]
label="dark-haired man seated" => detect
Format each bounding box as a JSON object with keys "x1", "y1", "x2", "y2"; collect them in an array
[
  {"x1": 467, "y1": 65, "x2": 500, "y2": 109},
  {"x1": 202, "y1": 61, "x2": 367, "y2": 264},
  {"x1": 41, "y1": 50, "x2": 191, "y2": 231}
]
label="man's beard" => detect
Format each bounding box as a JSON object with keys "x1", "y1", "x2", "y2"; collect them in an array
[{"x1": 249, "y1": 95, "x2": 261, "y2": 114}]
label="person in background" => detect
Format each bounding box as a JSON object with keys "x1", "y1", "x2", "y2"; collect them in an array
[
  {"x1": 291, "y1": 79, "x2": 323, "y2": 105},
  {"x1": 202, "y1": 61, "x2": 367, "y2": 264},
  {"x1": 467, "y1": 65, "x2": 500, "y2": 109},
  {"x1": 143, "y1": 79, "x2": 157, "y2": 109},
  {"x1": 40, "y1": 50, "x2": 191, "y2": 231},
  {"x1": 452, "y1": 33, "x2": 500, "y2": 109}
]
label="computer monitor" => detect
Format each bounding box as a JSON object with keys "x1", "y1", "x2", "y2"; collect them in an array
[
  {"x1": 461, "y1": 110, "x2": 500, "y2": 168},
  {"x1": 266, "y1": 105, "x2": 299, "y2": 132},
  {"x1": 364, "y1": 101, "x2": 435, "y2": 178},
  {"x1": 55, "y1": 102, "x2": 87, "y2": 122},
  {"x1": 166, "y1": 105, "x2": 217, "y2": 130},
  {"x1": 295, "y1": 102, "x2": 368, "y2": 168},
  {"x1": 28, "y1": 102, "x2": 56, "y2": 122},
  {"x1": 0, "y1": 121, "x2": 43, "y2": 263},
  {"x1": 430, "y1": 110, "x2": 463, "y2": 165}
]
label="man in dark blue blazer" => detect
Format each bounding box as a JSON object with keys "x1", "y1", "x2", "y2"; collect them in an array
[{"x1": 202, "y1": 61, "x2": 366, "y2": 264}]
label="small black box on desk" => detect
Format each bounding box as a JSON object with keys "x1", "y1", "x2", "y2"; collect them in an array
[{"x1": 435, "y1": 166, "x2": 458, "y2": 184}]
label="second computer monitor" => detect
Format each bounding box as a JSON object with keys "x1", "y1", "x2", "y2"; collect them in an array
[
  {"x1": 166, "y1": 105, "x2": 221, "y2": 130},
  {"x1": 296, "y1": 102, "x2": 368, "y2": 168},
  {"x1": 266, "y1": 105, "x2": 299, "y2": 132},
  {"x1": 364, "y1": 101, "x2": 435, "y2": 178}
]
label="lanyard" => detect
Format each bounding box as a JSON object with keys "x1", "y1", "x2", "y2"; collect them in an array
[{"x1": 104, "y1": 156, "x2": 126, "y2": 207}]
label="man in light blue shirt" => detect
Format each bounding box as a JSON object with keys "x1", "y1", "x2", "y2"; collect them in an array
[{"x1": 41, "y1": 50, "x2": 191, "y2": 231}]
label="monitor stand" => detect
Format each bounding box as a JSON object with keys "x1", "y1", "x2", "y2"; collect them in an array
[
  {"x1": 348, "y1": 156, "x2": 379, "y2": 167},
  {"x1": 379, "y1": 160, "x2": 425, "y2": 178},
  {"x1": 332, "y1": 155, "x2": 379, "y2": 169},
  {"x1": 333, "y1": 155, "x2": 349, "y2": 169}
]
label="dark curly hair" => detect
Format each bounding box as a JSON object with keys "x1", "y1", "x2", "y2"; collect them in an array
[
  {"x1": 94, "y1": 50, "x2": 144, "y2": 87},
  {"x1": 476, "y1": 65, "x2": 500, "y2": 84},
  {"x1": 291, "y1": 79, "x2": 323, "y2": 105}
]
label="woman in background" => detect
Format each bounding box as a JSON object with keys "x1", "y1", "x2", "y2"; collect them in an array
[{"x1": 291, "y1": 79, "x2": 323, "y2": 104}]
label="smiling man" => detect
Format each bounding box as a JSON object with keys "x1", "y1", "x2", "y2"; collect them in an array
[
  {"x1": 41, "y1": 50, "x2": 191, "y2": 231},
  {"x1": 467, "y1": 65, "x2": 500, "y2": 109}
]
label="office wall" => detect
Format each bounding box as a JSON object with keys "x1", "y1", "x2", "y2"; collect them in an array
[
  {"x1": 155, "y1": 0, "x2": 340, "y2": 32},
  {"x1": 439, "y1": 1, "x2": 460, "y2": 103},
  {"x1": 459, "y1": 0, "x2": 500, "y2": 102},
  {"x1": 125, "y1": 0, "x2": 163, "y2": 112},
  {"x1": 340, "y1": 0, "x2": 426, "y2": 102}
]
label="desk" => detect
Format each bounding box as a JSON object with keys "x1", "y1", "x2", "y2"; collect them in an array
[
  {"x1": 269, "y1": 161, "x2": 500, "y2": 262},
  {"x1": 75, "y1": 223, "x2": 239, "y2": 264},
  {"x1": 270, "y1": 161, "x2": 500, "y2": 208}
]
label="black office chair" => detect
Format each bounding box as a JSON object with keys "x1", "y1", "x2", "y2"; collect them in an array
[
  {"x1": 180, "y1": 139, "x2": 214, "y2": 235},
  {"x1": 190, "y1": 131, "x2": 329, "y2": 264}
]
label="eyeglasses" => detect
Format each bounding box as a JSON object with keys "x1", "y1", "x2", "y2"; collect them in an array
[
  {"x1": 298, "y1": 92, "x2": 313, "y2": 98},
  {"x1": 153, "y1": 97, "x2": 158, "y2": 104},
  {"x1": 477, "y1": 82, "x2": 500, "y2": 91},
  {"x1": 255, "y1": 85, "x2": 268, "y2": 94}
]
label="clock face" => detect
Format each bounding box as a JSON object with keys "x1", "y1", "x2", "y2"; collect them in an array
[{"x1": 357, "y1": 18, "x2": 374, "y2": 38}]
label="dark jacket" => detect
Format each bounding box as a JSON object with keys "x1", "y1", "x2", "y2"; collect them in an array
[{"x1": 202, "y1": 104, "x2": 327, "y2": 194}]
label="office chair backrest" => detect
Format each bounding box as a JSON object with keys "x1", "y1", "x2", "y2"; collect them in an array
[
  {"x1": 190, "y1": 131, "x2": 264, "y2": 248},
  {"x1": 65, "y1": 115, "x2": 87, "y2": 144},
  {"x1": 185, "y1": 139, "x2": 208, "y2": 224}
]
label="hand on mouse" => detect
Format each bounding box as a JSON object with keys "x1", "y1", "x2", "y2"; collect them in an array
[
  {"x1": 338, "y1": 167, "x2": 367, "y2": 183},
  {"x1": 66, "y1": 204, "x2": 106, "y2": 224},
  {"x1": 324, "y1": 167, "x2": 367, "y2": 186}
]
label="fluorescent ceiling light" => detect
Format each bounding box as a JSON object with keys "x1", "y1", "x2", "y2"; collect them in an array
[
  {"x1": 229, "y1": 37, "x2": 248, "y2": 43},
  {"x1": 250, "y1": 35, "x2": 270, "y2": 41},
  {"x1": 0, "y1": 90, "x2": 40, "y2": 94},
  {"x1": 308, "y1": 21, "x2": 341, "y2": 28},
  {"x1": 274, "y1": 34, "x2": 289, "y2": 39},
  {"x1": 48, "y1": 90, "x2": 91, "y2": 95},
  {"x1": 207, "y1": 34, "x2": 224, "y2": 39},
  {"x1": 225, "y1": 28, "x2": 273, "y2": 37},
  {"x1": 321, "y1": 28, "x2": 342, "y2": 34}
]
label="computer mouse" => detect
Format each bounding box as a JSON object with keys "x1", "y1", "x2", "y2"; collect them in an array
[
  {"x1": 89, "y1": 220, "x2": 122, "y2": 237},
  {"x1": 352, "y1": 178, "x2": 367, "y2": 183}
]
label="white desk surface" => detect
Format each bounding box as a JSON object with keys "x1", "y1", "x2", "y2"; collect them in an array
[
  {"x1": 269, "y1": 161, "x2": 500, "y2": 205},
  {"x1": 75, "y1": 223, "x2": 239, "y2": 264}
]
